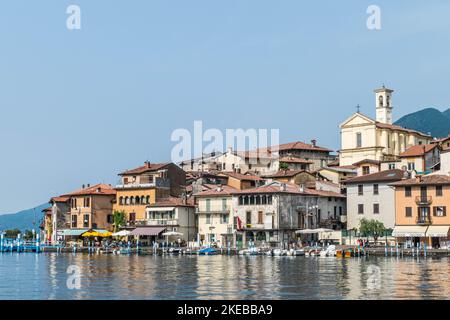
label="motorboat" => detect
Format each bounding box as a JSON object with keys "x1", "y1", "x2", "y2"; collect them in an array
[
  {"x1": 198, "y1": 247, "x2": 218, "y2": 255},
  {"x1": 168, "y1": 247, "x2": 182, "y2": 254},
  {"x1": 272, "y1": 248, "x2": 283, "y2": 256},
  {"x1": 319, "y1": 245, "x2": 337, "y2": 257},
  {"x1": 293, "y1": 249, "x2": 305, "y2": 256}
]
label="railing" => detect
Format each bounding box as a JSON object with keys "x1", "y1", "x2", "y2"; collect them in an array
[
  {"x1": 136, "y1": 219, "x2": 178, "y2": 226},
  {"x1": 416, "y1": 215, "x2": 432, "y2": 225},
  {"x1": 115, "y1": 178, "x2": 170, "y2": 189},
  {"x1": 415, "y1": 196, "x2": 432, "y2": 205}
]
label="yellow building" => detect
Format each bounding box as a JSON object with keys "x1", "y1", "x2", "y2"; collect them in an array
[
  {"x1": 113, "y1": 162, "x2": 186, "y2": 223},
  {"x1": 339, "y1": 86, "x2": 431, "y2": 166}
]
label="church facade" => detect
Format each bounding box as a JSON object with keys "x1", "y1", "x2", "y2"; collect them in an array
[{"x1": 339, "y1": 87, "x2": 432, "y2": 166}]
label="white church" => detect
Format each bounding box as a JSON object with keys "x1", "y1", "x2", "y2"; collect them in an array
[{"x1": 339, "y1": 86, "x2": 432, "y2": 166}]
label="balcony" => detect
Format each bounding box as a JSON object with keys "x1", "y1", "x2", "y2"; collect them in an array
[
  {"x1": 416, "y1": 215, "x2": 432, "y2": 225},
  {"x1": 415, "y1": 196, "x2": 432, "y2": 206},
  {"x1": 116, "y1": 177, "x2": 170, "y2": 189},
  {"x1": 136, "y1": 219, "x2": 179, "y2": 226}
]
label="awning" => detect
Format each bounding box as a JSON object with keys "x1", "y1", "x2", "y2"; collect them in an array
[
  {"x1": 426, "y1": 226, "x2": 450, "y2": 237},
  {"x1": 112, "y1": 230, "x2": 131, "y2": 237},
  {"x1": 392, "y1": 226, "x2": 428, "y2": 237},
  {"x1": 129, "y1": 227, "x2": 166, "y2": 236},
  {"x1": 57, "y1": 229, "x2": 89, "y2": 237},
  {"x1": 146, "y1": 207, "x2": 175, "y2": 212}
]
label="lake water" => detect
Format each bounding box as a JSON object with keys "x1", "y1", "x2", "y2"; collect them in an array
[{"x1": 0, "y1": 253, "x2": 448, "y2": 299}]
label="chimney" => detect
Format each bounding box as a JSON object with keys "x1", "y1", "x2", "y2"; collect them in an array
[
  {"x1": 82, "y1": 184, "x2": 85, "y2": 189},
  {"x1": 87, "y1": 183, "x2": 90, "y2": 188},
  {"x1": 299, "y1": 184, "x2": 305, "y2": 193},
  {"x1": 145, "y1": 161, "x2": 151, "y2": 168},
  {"x1": 311, "y1": 139, "x2": 317, "y2": 147},
  {"x1": 216, "y1": 184, "x2": 223, "y2": 192}
]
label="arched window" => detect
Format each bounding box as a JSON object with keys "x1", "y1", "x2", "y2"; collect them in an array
[
  {"x1": 141, "y1": 196, "x2": 145, "y2": 204},
  {"x1": 262, "y1": 195, "x2": 267, "y2": 205},
  {"x1": 146, "y1": 195, "x2": 150, "y2": 204},
  {"x1": 267, "y1": 195, "x2": 273, "y2": 205},
  {"x1": 244, "y1": 196, "x2": 249, "y2": 205},
  {"x1": 249, "y1": 195, "x2": 255, "y2": 205},
  {"x1": 125, "y1": 197, "x2": 130, "y2": 205},
  {"x1": 255, "y1": 195, "x2": 261, "y2": 205},
  {"x1": 135, "y1": 196, "x2": 140, "y2": 205},
  {"x1": 119, "y1": 197, "x2": 124, "y2": 205},
  {"x1": 130, "y1": 196, "x2": 135, "y2": 205},
  {"x1": 378, "y1": 95, "x2": 383, "y2": 107},
  {"x1": 239, "y1": 196, "x2": 243, "y2": 205}
]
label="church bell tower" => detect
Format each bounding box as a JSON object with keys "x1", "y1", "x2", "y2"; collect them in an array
[{"x1": 374, "y1": 86, "x2": 394, "y2": 124}]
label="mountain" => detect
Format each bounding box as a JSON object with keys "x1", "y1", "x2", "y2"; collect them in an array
[
  {"x1": 394, "y1": 108, "x2": 450, "y2": 139},
  {"x1": 0, "y1": 203, "x2": 50, "y2": 231}
]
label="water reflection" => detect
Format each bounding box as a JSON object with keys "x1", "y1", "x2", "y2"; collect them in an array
[{"x1": 0, "y1": 253, "x2": 448, "y2": 300}]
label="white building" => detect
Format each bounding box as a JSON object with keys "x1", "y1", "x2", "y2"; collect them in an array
[{"x1": 345, "y1": 169, "x2": 406, "y2": 230}]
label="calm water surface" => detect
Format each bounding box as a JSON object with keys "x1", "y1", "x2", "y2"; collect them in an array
[{"x1": 0, "y1": 253, "x2": 448, "y2": 299}]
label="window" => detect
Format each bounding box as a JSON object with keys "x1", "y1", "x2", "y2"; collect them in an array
[
  {"x1": 129, "y1": 212, "x2": 136, "y2": 222},
  {"x1": 433, "y1": 206, "x2": 446, "y2": 217},
  {"x1": 373, "y1": 203, "x2": 379, "y2": 214},
  {"x1": 405, "y1": 207, "x2": 412, "y2": 217},
  {"x1": 358, "y1": 204, "x2": 364, "y2": 214},
  {"x1": 135, "y1": 196, "x2": 140, "y2": 205},
  {"x1": 221, "y1": 214, "x2": 229, "y2": 224},
  {"x1": 206, "y1": 214, "x2": 211, "y2": 224},
  {"x1": 130, "y1": 196, "x2": 135, "y2": 205},
  {"x1": 146, "y1": 195, "x2": 150, "y2": 204},
  {"x1": 358, "y1": 185, "x2": 364, "y2": 196},
  {"x1": 205, "y1": 199, "x2": 211, "y2": 211},
  {"x1": 84, "y1": 197, "x2": 90, "y2": 207},
  {"x1": 258, "y1": 211, "x2": 263, "y2": 224},
  {"x1": 405, "y1": 187, "x2": 412, "y2": 197},
  {"x1": 388, "y1": 163, "x2": 396, "y2": 170},
  {"x1": 249, "y1": 195, "x2": 255, "y2": 205},
  {"x1": 246, "y1": 211, "x2": 252, "y2": 225},
  {"x1": 119, "y1": 197, "x2": 124, "y2": 205},
  {"x1": 71, "y1": 198, "x2": 77, "y2": 209},
  {"x1": 125, "y1": 197, "x2": 130, "y2": 205},
  {"x1": 407, "y1": 162, "x2": 415, "y2": 171},
  {"x1": 356, "y1": 133, "x2": 362, "y2": 148},
  {"x1": 333, "y1": 207, "x2": 337, "y2": 219},
  {"x1": 71, "y1": 215, "x2": 77, "y2": 228},
  {"x1": 436, "y1": 186, "x2": 443, "y2": 197},
  {"x1": 83, "y1": 214, "x2": 90, "y2": 228},
  {"x1": 222, "y1": 198, "x2": 227, "y2": 210},
  {"x1": 362, "y1": 166, "x2": 370, "y2": 175},
  {"x1": 267, "y1": 195, "x2": 273, "y2": 205},
  {"x1": 373, "y1": 184, "x2": 379, "y2": 195},
  {"x1": 107, "y1": 214, "x2": 114, "y2": 224}
]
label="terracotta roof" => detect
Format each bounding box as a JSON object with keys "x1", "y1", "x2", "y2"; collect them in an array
[
  {"x1": 375, "y1": 122, "x2": 431, "y2": 138},
  {"x1": 320, "y1": 166, "x2": 356, "y2": 173},
  {"x1": 119, "y1": 162, "x2": 170, "y2": 175},
  {"x1": 147, "y1": 196, "x2": 195, "y2": 207},
  {"x1": 231, "y1": 182, "x2": 344, "y2": 197},
  {"x1": 390, "y1": 174, "x2": 450, "y2": 186},
  {"x1": 263, "y1": 169, "x2": 308, "y2": 178},
  {"x1": 279, "y1": 156, "x2": 313, "y2": 164},
  {"x1": 233, "y1": 150, "x2": 274, "y2": 159},
  {"x1": 50, "y1": 196, "x2": 70, "y2": 203},
  {"x1": 276, "y1": 141, "x2": 332, "y2": 153},
  {"x1": 222, "y1": 172, "x2": 263, "y2": 181},
  {"x1": 194, "y1": 185, "x2": 238, "y2": 197},
  {"x1": 352, "y1": 159, "x2": 381, "y2": 166},
  {"x1": 399, "y1": 144, "x2": 437, "y2": 158},
  {"x1": 62, "y1": 184, "x2": 116, "y2": 197},
  {"x1": 344, "y1": 169, "x2": 405, "y2": 184}
]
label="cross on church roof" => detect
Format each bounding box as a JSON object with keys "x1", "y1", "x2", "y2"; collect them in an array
[{"x1": 356, "y1": 104, "x2": 361, "y2": 113}]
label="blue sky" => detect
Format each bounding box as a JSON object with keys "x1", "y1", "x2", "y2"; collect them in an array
[{"x1": 1, "y1": 0, "x2": 450, "y2": 213}]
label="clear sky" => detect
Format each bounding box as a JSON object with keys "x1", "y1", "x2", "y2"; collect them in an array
[{"x1": 1, "y1": 0, "x2": 450, "y2": 213}]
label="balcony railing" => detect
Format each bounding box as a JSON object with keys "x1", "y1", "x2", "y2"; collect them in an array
[
  {"x1": 196, "y1": 208, "x2": 231, "y2": 214},
  {"x1": 136, "y1": 219, "x2": 178, "y2": 226},
  {"x1": 416, "y1": 215, "x2": 432, "y2": 225},
  {"x1": 116, "y1": 178, "x2": 170, "y2": 189},
  {"x1": 415, "y1": 196, "x2": 432, "y2": 205}
]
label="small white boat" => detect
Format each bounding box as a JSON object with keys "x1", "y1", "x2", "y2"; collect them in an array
[
  {"x1": 273, "y1": 248, "x2": 283, "y2": 256},
  {"x1": 294, "y1": 249, "x2": 305, "y2": 256}
]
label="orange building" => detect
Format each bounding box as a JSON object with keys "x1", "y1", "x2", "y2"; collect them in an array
[
  {"x1": 63, "y1": 184, "x2": 116, "y2": 231},
  {"x1": 391, "y1": 174, "x2": 450, "y2": 248},
  {"x1": 113, "y1": 162, "x2": 186, "y2": 224}
]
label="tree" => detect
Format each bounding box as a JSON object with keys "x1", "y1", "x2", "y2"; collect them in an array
[
  {"x1": 113, "y1": 210, "x2": 126, "y2": 232},
  {"x1": 279, "y1": 162, "x2": 289, "y2": 170},
  {"x1": 4, "y1": 229, "x2": 21, "y2": 238},
  {"x1": 359, "y1": 218, "x2": 386, "y2": 243},
  {"x1": 23, "y1": 229, "x2": 34, "y2": 240}
]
